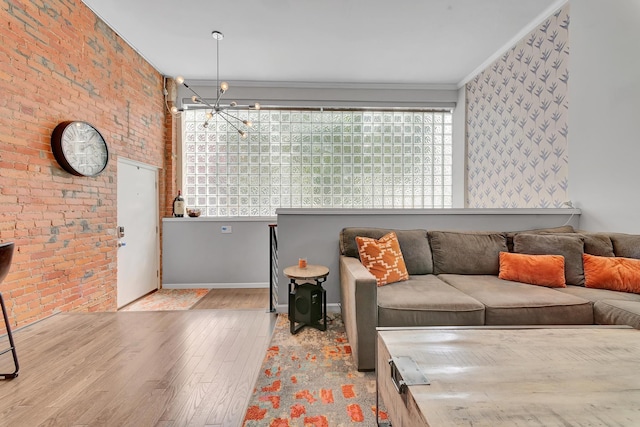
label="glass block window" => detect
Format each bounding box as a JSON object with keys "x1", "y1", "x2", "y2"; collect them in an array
[{"x1": 183, "y1": 109, "x2": 453, "y2": 217}]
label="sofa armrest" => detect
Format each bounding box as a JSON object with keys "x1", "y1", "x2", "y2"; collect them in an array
[{"x1": 339, "y1": 255, "x2": 378, "y2": 371}]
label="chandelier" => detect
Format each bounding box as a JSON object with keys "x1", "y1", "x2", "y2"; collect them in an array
[{"x1": 170, "y1": 31, "x2": 260, "y2": 139}]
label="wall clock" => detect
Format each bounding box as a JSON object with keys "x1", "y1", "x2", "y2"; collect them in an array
[{"x1": 51, "y1": 121, "x2": 109, "y2": 177}]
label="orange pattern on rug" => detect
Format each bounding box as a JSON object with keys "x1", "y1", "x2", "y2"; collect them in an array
[{"x1": 243, "y1": 313, "x2": 387, "y2": 426}]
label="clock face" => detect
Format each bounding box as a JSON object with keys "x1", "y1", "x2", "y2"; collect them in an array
[{"x1": 52, "y1": 121, "x2": 109, "y2": 177}]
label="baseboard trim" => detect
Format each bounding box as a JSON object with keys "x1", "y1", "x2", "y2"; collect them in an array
[{"x1": 163, "y1": 282, "x2": 269, "y2": 289}]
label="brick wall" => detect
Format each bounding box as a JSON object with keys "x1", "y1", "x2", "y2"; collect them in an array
[{"x1": 0, "y1": 0, "x2": 174, "y2": 329}]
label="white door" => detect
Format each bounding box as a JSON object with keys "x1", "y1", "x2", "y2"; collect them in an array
[{"x1": 117, "y1": 159, "x2": 159, "y2": 308}]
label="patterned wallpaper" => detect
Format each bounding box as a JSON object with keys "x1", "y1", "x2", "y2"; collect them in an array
[{"x1": 466, "y1": 5, "x2": 570, "y2": 208}]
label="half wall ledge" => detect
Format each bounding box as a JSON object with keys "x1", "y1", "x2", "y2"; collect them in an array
[{"x1": 275, "y1": 208, "x2": 581, "y2": 312}]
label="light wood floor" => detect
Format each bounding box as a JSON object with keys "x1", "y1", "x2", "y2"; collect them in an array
[
  {"x1": 191, "y1": 288, "x2": 270, "y2": 310},
  {"x1": 0, "y1": 308, "x2": 277, "y2": 426}
]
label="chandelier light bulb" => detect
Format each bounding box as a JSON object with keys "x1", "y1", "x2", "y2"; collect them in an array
[
  {"x1": 243, "y1": 120, "x2": 253, "y2": 127},
  {"x1": 170, "y1": 106, "x2": 179, "y2": 114},
  {"x1": 192, "y1": 95, "x2": 200, "y2": 103},
  {"x1": 230, "y1": 101, "x2": 238, "y2": 107},
  {"x1": 175, "y1": 76, "x2": 185, "y2": 85},
  {"x1": 206, "y1": 112, "x2": 213, "y2": 120},
  {"x1": 239, "y1": 130, "x2": 247, "y2": 139},
  {"x1": 253, "y1": 103, "x2": 261, "y2": 110},
  {"x1": 220, "y1": 81, "x2": 229, "y2": 92},
  {"x1": 203, "y1": 122, "x2": 209, "y2": 129}
]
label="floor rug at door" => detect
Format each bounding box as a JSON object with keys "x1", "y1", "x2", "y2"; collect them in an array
[
  {"x1": 119, "y1": 288, "x2": 210, "y2": 311},
  {"x1": 242, "y1": 313, "x2": 387, "y2": 426}
]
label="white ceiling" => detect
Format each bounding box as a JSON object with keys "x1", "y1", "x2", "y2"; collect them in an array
[{"x1": 81, "y1": 0, "x2": 564, "y2": 88}]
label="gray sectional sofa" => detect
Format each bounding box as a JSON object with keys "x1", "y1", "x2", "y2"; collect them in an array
[{"x1": 339, "y1": 226, "x2": 640, "y2": 371}]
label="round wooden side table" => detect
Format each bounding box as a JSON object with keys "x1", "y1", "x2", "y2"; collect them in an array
[{"x1": 284, "y1": 264, "x2": 329, "y2": 334}]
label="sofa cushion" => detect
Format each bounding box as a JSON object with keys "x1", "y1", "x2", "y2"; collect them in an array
[
  {"x1": 356, "y1": 232, "x2": 408, "y2": 286},
  {"x1": 555, "y1": 285, "x2": 640, "y2": 303},
  {"x1": 340, "y1": 228, "x2": 432, "y2": 274},
  {"x1": 498, "y1": 252, "x2": 566, "y2": 288},
  {"x1": 438, "y1": 274, "x2": 594, "y2": 325},
  {"x1": 583, "y1": 254, "x2": 640, "y2": 294},
  {"x1": 505, "y1": 225, "x2": 575, "y2": 251},
  {"x1": 608, "y1": 233, "x2": 640, "y2": 259},
  {"x1": 594, "y1": 299, "x2": 640, "y2": 329},
  {"x1": 428, "y1": 231, "x2": 507, "y2": 275},
  {"x1": 547, "y1": 232, "x2": 615, "y2": 257},
  {"x1": 513, "y1": 233, "x2": 585, "y2": 286},
  {"x1": 377, "y1": 275, "x2": 485, "y2": 327},
  {"x1": 579, "y1": 233, "x2": 615, "y2": 257}
]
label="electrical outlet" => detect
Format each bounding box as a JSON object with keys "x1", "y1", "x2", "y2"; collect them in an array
[{"x1": 221, "y1": 225, "x2": 232, "y2": 234}]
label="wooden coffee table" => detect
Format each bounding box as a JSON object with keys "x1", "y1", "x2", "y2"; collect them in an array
[{"x1": 376, "y1": 326, "x2": 640, "y2": 426}]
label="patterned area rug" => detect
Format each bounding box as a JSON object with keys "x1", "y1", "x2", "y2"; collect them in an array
[
  {"x1": 119, "y1": 288, "x2": 210, "y2": 311},
  {"x1": 243, "y1": 313, "x2": 387, "y2": 426}
]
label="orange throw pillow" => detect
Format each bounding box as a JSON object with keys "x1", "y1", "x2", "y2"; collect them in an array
[
  {"x1": 356, "y1": 232, "x2": 409, "y2": 286},
  {"x1": 498, "y1": 252, "x2": 566, "y2": 288},
  {"x1": 583, "y1": 254, "x2": 640, "y2": 294}
]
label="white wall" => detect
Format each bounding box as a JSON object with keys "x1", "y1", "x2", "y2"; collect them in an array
[
  {"x1": 452, "y1": 87, "x2": 467, "y2": 208},
  {"x1": 465, "y1": 4, "x2": 570, "y2": 209},
  {"x1": 569, "y1": 1, "x2": 640, "y2": 233}
]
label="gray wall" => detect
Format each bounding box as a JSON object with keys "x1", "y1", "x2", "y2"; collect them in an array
[
  {"x1": 162, "y1": 218, "x2": 274, "y2": 288},
  {"x1": 276, "y1": 208, "x2": 580, "y2": 312},
  {"x1": 177, "y1": 82, "x2": 458, "y2": 110},
  {"x1": 161, "y1": 209, "x2": 581, "y2": 305},
  {"x1": 569, "y1": 1, "x2": 640, "y2": 233}
]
